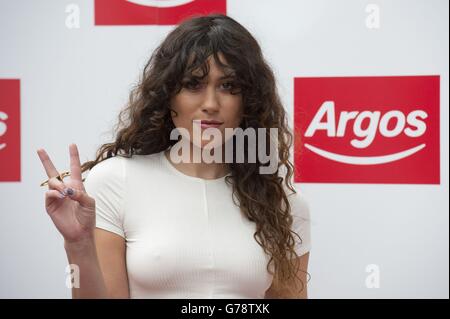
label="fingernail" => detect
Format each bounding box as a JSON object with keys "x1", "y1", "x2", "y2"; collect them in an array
[
  {"x1": 65, "y1": 188, "x2": 74, "y2": 196},
  {"x1": 58, "y1": 192, "x2": 66, "y2": 199}
]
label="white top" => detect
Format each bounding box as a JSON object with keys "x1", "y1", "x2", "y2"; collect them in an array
[{"x1": 83, "y1": 150, "x2": 311, "y2": 299}]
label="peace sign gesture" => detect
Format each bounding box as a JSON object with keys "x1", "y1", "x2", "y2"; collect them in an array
[{"x1": 37, "y1": 144, "x2": 96, "y2": 244}]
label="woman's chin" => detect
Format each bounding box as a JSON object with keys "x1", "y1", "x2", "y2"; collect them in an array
[{"x1": 193, "y1": 140, "x2": 224, "y2": 151}]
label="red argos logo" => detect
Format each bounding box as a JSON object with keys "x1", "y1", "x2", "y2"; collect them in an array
[
  {"x1": 0, "y1": 79, "x2": 21, "y2": 182},
  {"x1": 95, "y1": 0, "x2": 227, "y2": 26},
  {"x1": 294, "y1": 76, "x2": 440, "y2": 184}
]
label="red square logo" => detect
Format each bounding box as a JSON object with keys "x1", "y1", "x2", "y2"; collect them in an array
[
  {"x1": 95, "y1": 0, "x2": 227, "y2": 26},
  {"x1": 294, "y1": 75, "x2": 440, "y2": 184},
  {"x1": 0, "y1": 79, "x2": 21, "y2": 182}
]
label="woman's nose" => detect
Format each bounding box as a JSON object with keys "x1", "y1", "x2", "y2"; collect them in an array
[{"x1": 201, "y1": 85, "x2": 220, "y2": 112}]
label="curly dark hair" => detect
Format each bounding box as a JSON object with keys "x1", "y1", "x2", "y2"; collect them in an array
[{"x1": 81, "y1": 13, "x2": 309, "y2": 296}]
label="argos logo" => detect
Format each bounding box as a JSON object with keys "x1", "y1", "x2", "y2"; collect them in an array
[
  {"x1": 95, "y1": 0, "x2": 227, "y2": 26},
  {"x1": 294, "y1": 76, "x2": 440, "y2": 184},
  {"x1": 0, "y1": 79, "x2": 21, "y2": 182},
  {"x1": 304, "y1": 101, "x2": 428, "y2": 164}
]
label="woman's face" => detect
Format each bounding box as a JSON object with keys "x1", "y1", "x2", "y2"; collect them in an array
[{"x1": 169, "y1": 53, "x2": 243, "y2": 151}]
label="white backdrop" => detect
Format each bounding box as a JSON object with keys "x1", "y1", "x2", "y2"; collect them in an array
[{"x1": 0, "y1": 0, "x2": 448, "y2": 298}]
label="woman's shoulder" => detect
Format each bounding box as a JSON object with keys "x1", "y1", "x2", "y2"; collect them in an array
[
  {"x1": 83, "y1": 155, "x2": 127, "y2": 189},
  {"x1": 285, "y1": 185, "x2": 311, "y2": 221},
  {"x1": 86, "y1": 151, "x2": 163, "y2": 176},
  {"x1": 284, "y1": 185, "x2": 312, "y2": 255},
  {"x1": 86, "y1": 155, "x2": 126, "y2": 174},
  {"x1": 84, "y1": 150, "x2": 167, "y2": 184}
]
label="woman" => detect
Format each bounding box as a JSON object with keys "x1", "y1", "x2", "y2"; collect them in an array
[{"x1": 37, "y1": 13, "x2": 311, "y2": 299}]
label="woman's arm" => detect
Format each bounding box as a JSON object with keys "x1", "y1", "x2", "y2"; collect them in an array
[
  {"x1": 65, "y1": 237, "x2": 108, "y2": 299},
  {"x1": 64, "y1": 229, "x2": 129, "y2": 299},
  {"x1": 37, "y1": 145, "x2": 129, "y2": 298},
  {"x1": 264, "y1": 252, "x2": 310, "y2": 299},
  {"x1": 93, "y1": 228, "x2": 130, "y2": 298}
]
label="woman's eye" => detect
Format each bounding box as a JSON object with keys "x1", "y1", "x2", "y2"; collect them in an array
[
  {"x1": 184, "y1": 81, "x2": 201, "y2": 90},
  {"x1": 222, "y1": 82, "x2": 233, "y2": 90},
  {"x1": 221, "y1": 82, "x2": 234, "y2": 90},
  {"x1": 222, "y1": 82, "x2": 241, "y2": 94},
  {"x1": 182, "y1": 80, "x2": 240, "y2": 93}
]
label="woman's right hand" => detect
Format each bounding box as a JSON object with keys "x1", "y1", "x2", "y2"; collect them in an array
[{"x1": 37, "y1": 144, "x2": 96, "y2": 245}]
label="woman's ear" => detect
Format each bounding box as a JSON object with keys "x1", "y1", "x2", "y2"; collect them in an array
[{"x1": 169, "y1": 107, "x2": 178, "y2": 118}]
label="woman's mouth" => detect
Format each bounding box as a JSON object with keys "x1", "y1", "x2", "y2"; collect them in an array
[{"x1": 196, "y1": 120, "x2": 224, "y2": 129}]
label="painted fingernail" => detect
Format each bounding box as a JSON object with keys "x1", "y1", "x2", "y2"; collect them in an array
[{"x1": 65, "y1": 188, "x2": 74, "y2": 196}]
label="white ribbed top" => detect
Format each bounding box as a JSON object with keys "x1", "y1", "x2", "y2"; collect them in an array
[{"x1": 83, "y1": 150, "x2": 311, "y2": 299}]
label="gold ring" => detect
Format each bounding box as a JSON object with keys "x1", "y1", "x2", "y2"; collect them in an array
[{"x1": 40, "y1": 171, "x2": 70, "y2": 187}]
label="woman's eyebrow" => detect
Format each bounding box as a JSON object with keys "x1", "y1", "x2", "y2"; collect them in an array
[
  {"x1": 219, "y1": 74, "x2": 236, "y2": 80},
  {"x1": 182, "y1": 73, "x2": 236, "y2": 80},
  {"x1": 182, "y1": 74, "x2": 203, "y2": 81}
]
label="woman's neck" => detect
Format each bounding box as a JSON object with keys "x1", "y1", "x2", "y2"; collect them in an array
[{"x1": 164, "y1": 146, "x2": 230, "y2": 180}]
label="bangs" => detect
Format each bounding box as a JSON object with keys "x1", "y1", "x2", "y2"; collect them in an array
[{"x1": 181, "y1": 32, "x2": 238, "y2": 81}]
